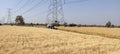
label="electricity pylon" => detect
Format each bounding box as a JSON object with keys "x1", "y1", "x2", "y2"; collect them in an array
[
  {"x1": 47, "y1": 0, "x2": 65, "y2": 25},
  {"x1": 7, "y1": 8, "x2": 12, "y2": 24}
]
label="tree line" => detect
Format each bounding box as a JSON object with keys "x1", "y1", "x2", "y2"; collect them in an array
[
  {"x1": 0, "y1": 15, "x2": 120, "y2": 28},
  {"x1": 63, "y1": 21, "x2": 119, "y2": 28}
]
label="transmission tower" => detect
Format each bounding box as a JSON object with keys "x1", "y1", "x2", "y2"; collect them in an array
[
  {"x1": 7, "y1": 8, "x2": 12, "y2": 24},
  {"x1": 47, "y1": 0, "x2": 65, "y2": 25}
]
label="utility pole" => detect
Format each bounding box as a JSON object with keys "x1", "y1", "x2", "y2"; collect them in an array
[
  {"x1": 47, "y1": 0, "x2": 65, "y2": 25},
  {"x1": 7, "y1": 8, "x2": 12, "y2": 24}
]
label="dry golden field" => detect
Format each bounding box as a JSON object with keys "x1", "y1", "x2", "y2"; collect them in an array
[
  {"x1": 57, "y1": 26, "x2": 120, "y2": 39},
  {"x1": 0, "y1": 26, "x2": 120, "y2": 54}
]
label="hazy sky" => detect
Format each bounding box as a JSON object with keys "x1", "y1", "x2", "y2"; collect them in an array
[{"x1": 0, "y1": 0, "x2": 120, "y2": 25}]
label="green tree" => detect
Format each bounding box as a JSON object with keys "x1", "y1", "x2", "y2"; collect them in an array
[
  {"x1": 63, "y1": 22, "x2": 67, "y2": 27},
  {"x1": 15, "y1": 16, "x2": 25, "y2": 25},
  {"x1": 105, "y1": 21, "x2": 111, "y2": 27}
]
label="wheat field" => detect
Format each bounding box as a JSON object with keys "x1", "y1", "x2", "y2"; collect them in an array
[
  {"x1": 0, "y1": 26, "x2": 120, "y2": 54},
  {"x1": 57, "y1": 26, "x2": 120, "y2": 39}
]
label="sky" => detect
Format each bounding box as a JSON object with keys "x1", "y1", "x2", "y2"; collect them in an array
[{"x1": 0, "y1": 0, "x2": 120, "y2": 25}]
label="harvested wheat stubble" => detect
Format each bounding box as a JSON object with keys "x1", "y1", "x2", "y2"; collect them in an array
[
  {"x1": 0, "y1": 26, "x2": 120, "y2": 54},
  {"x1": 57, "y1": 26, "x2": 120, "y2": 39}
]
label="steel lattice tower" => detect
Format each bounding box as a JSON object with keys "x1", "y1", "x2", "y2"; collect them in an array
[
  {"x1": 47, "y1": 0, "x2": 65, "y2": 25},
  {"x1": 7, "y1": 8, "x2": 12, "y2": 24}
]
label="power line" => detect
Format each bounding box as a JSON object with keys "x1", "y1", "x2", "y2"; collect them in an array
[
  {"x1": 13, "y1": 0, "x2": 24, "y2": 9},
  {"x1": 14, "y1": 0, "x2": 32, "y2": 13},
  {"x1": 64, "y1": 0, "x2": 88, "y2": 5},
  {"x1": 24, "y1": 0, "x2": 48, "y2": 18},
  {"x1": 12, "y1": 0, "x2": 88, "y2": 24},
  {"x1": 21, "y1": 0, "x2": 45, "y2": 15},
  {"x1": 12, "y1": 0, "x2": 24, "y2": 13},
  {"x1": 26, "y1": 10, "x2": 47, "y2": 18}
]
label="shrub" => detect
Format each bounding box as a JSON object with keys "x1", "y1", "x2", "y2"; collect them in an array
[
  {"x1": 69, "y1": 23, "x2": 77, "y2": 27},
  {"x1": 63, "y1": 22, "x2": 68, "y2": 27},
  {"x1": 0, "y1": 23, "x2": 2, "y2": 25}
]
